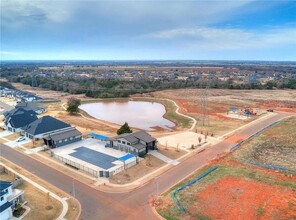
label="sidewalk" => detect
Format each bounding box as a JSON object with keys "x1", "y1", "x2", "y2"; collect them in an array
[
  {"x1": 148, "y1": 150, "x2": 179, "y2": 165},
  {"x1": 0, "y1": 162, "x2": 69, "y2": 220}
]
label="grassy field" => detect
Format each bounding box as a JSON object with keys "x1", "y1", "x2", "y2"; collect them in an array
[
  {"x1": 156, "y1": 117, "x2": 296, "y2": 220},
  {"x1": 232, "y1": 117, "x2": 296, "y2": 171}
]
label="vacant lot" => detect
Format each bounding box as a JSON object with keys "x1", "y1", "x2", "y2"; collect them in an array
[
  {"x1": 232, "y1": 117, "x2": 296, "y2": 171},
  {"x1": 143, "y1": 89, "x2": 296, "y2": 135},
  {"x1": 156, "y1": 117, "x2": 296, "y2": 220},
  {"x1": 109, "y1": 155, "x2": 165, "y2": 185}
]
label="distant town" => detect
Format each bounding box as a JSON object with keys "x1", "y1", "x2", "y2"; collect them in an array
[{"x1": 1, "y1": 60, "x2": 295, "y2": 98}]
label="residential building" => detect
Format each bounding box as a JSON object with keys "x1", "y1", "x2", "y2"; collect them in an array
[
  {"x1": 15, "y1": 102, "x2": 46, "y2": 114},
  {"x1": 43, "y1": 127, "x2": 82, "y2": 148},
  {"x1": 109, "y1": 131, "x2": 157, "y2": 157},
  {"x1": 23, "y1": 115, "x2": 72, "y2": 140},
  {"x1": 3, "y1": 108, "x2": 38, "y2": 133},
  {"x1": 0, "y1": 181, "x2": 25, "y2": 220}
]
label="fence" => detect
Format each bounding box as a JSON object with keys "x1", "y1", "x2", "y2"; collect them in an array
[
  {"x1": 52, "y1": 153, "x2": 137, "y2": 178},
  {"x1": 173, "y1": 166, "x2": 219, "y2": 212},
  {"x1": 53, "y1": 154, "x2": 99, "y2": 177},
  {"x1": 230, "y1": 121, "x2": 280, "y2": 152}
]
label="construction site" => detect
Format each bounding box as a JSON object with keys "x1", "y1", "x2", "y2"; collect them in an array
[{"x1": 155, "y1": 117, "x2": 296, "y2": 220}]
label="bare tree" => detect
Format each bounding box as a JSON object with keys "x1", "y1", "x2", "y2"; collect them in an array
[{"x1": 198, "y1": 136, "x2": 202, "y2": 146}]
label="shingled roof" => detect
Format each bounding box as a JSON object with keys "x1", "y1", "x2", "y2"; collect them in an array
[
  {"x1": 23, "y1": 115, "x2": 71, "y2": 136},
  {"x1": 5, "y1": 108, "x2": 38, "y2": 128},
  {"x1": 16, "y1": 102, "x2": 44, "y2": 112},
  {"x1": 113, "y1": 130, "x2": 156, "y2": 144},
  {"x1": 45, "y1": 128, "x2": 82, "y2": 141}
]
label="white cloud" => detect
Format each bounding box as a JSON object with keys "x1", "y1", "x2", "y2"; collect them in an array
[
  {"x1": 1, "y1": 0, "x2": 77, "y2": 27},
  {"x1": 144, "y1": 27, "x2": 296, "y2": 50}
]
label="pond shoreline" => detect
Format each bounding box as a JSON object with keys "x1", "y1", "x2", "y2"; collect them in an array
[{"x1": 79, "y1": 99, "x2": 176, "y2": 131}]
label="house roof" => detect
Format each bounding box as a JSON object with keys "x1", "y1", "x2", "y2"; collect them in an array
[
  {"x1": 113, "y1": 130, "x2": 156, "y2": 144},
  {"x1": 0, "y1": 201, "x2": 12, "y2": 212},
  {"x1": 132, "y1": 142, "x2": 146, "y2": 150},
  {"x1": 23, "y1": 115, "x2": 71, "y2": 136},
  {"x1": 45, "y1": 128, "x2": 82, "y2": 141},
  {"x1": 6, "y1": 108, "x2": 38, "y2": 129},
  {"x1": 0, "y1": 181, "x2": 12, "y2": 191},
  {"x1": 16, "y1": 102, "x2": 44, "y2": 112}
]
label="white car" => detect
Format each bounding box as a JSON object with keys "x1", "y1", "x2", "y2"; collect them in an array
[{"x1": 16, "y1": 136, "x2": 27, "y2": 142}]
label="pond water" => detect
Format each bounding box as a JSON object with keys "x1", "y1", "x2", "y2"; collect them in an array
[{"x1": 79, "y1": 100, "x2": 175, "y2": 131}]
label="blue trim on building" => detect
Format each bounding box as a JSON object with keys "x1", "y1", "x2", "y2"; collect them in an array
[
  {"x1": 88, "y1": 133, "x2": 109, "y2": 141},
  {"x1": 118, "y1": 154, "x2": 135, "y2": 161}
]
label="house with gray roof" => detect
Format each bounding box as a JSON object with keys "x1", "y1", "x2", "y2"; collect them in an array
[
  {"x1": 109, "y1": 131, "x2": 157, "y2": 157},
  {"x1": 4, "y1": 108, "x2": 38, "y2": 133},
  {"x1": 43, "y1": 127, "x2": 82, "y2": 148},
  {"x1": 16, "y1": 102, "x2": 45, "y2": 114},
  {"x1": 22, "y1": 115, "x2": 72, "y2": 140}
]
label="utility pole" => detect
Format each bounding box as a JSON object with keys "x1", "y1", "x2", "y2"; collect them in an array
[
  {"x1": 72, "y1": 179, "x2": 76, "y2": 198},
  {"x1": 200, "y1": 79, "x2": 210, "y2": 127}
]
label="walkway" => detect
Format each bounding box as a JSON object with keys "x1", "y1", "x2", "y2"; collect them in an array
[
  {"x1": 1, "y1": 162, "x2": 69, "y2": 220},
  {"x1": 148, "y1": 150, "x2": 179, "y2": 165}
]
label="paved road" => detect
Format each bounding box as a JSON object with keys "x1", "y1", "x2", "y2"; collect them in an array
[{"x1": 0, "y1": 113, "x2": 290, "y2": 220}]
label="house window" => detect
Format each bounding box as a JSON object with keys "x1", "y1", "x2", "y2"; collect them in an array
[
  {"x1": 122, "y1": 141, "x2": 126, "y2": 144},
  {"x1": 64, "y1": 138, "x2": 68, "y2": 142},
  {"x1": 118, "y1": 140, "x2": 121, "y2": 143},
  {"x1": 70, "y1": 137, "x2": 73, "y2": 140},
  {"x1": 5, "y1": 189, "x2": 8, "y2": 194},
  {"x1": 0, "y1": 196, "x2": 3, "y2": 201},
  {"x1": 127, "y1": 142, "x2": 131, "y2": 146},
  {"x1": 59, "y1": 140, "x2": 62, "y2": 143}
]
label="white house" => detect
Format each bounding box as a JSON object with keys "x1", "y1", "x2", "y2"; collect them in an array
[{"x1": 0, "y1": 181, "x2": 25, "y2": 220}]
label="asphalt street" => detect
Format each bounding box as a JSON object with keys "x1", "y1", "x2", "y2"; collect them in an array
[{"x1": 0, "y1": 113, "x2": 289, "y2": 220}]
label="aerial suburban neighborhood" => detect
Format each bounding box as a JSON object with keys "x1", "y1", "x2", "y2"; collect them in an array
[{"x1": 1, "y1": 1, "x2": 296, "y2": 220}]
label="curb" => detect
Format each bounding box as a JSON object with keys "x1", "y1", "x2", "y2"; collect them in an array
[{"x1": 0, "y1": 160, "x2": 71, "y2": 220}]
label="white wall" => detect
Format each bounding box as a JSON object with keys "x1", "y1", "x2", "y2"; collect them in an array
[{"x1": 0, "y1": 209, "x2": 12, "y2": 220}]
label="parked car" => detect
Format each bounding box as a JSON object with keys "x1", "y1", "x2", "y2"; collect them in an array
[
  {"x1": 16, "y1": 136, "x2": 26, "y2": 142},
  {"x1": 267, "y1": 109, "x2": 274, "y2": 112}
]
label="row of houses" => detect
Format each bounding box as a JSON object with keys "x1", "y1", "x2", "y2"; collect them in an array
[
  {"x1": 2, "y1": 101, "x2": 157, "y2": 156},
  {"x1": 3, "y1": 102, "x2": 83, "y2": 148},
  {"x1": 0, "y1": 86, "x2": 43, "y2": 103}
]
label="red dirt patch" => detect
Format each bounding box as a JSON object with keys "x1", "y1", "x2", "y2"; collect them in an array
[{"x1": 195, "y1": 176, "x2": 296, "y2": 220}]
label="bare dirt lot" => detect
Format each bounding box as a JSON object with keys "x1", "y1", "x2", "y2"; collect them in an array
[
  {"x1": 109, "y1": 155, "x2": 165, "y2": 185},
  {"x1": 156, "y1": 117, "x2": 296, "y2": 220},
  {"x1": 142, "y1": 89, "x2": 296, "y2": 135}
]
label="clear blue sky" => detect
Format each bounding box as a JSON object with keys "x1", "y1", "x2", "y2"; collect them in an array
[{"x1": 1, "y1": 0, "x2": 295, "y2": 61}]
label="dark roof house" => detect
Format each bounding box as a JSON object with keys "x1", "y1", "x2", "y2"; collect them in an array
[
  {"x1": 23, "y1": 115, "x2": 71, "y2": 137},
  {"x1": 44, "y1": 127, "x2": 82, "y2": 148},
  {"x1": 111, "y1": 131, "x2": 157, "y2": 156},
  {"x1": 5, "y1": 108, "x2": 38, "y2": 129},
  {"x1": 113, "y1": 130, "x2": 156, "y2": 144}
]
